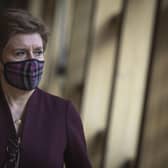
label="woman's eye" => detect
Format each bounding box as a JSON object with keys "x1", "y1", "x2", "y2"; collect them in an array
[
  {"x1": 34, "y1": 50, "x2": 44, "y2": 56},
  {"x1": 15, "y1": 51, "x2": 26, "y2": 57}
]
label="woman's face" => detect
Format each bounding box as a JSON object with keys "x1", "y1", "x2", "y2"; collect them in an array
[{"x1": 2, "y1": 33, "x2": 44, "y2": 63}]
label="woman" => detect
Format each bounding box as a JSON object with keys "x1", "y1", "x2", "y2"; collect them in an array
[{"x1": 0, "y1": 9, "x2": 92, "y2": 168}]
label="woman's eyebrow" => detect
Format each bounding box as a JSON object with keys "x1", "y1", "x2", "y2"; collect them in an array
[
  {"x1": 34, "y1": 47, "x2": 43, "y2": 50},
  {"x1": 12, "y1": 47, "x2": 43, "y2": 51},
  {"x1": 13, "y1": 48, "x2": 27, "y2": 51}
]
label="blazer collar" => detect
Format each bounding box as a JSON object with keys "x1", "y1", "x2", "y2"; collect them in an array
[
  {"x1": 0, "y1": 86, "x2": 13, "y2": 166},
  {"x1": 0, "y1": 87, "x2": 40, "y2": 144}
]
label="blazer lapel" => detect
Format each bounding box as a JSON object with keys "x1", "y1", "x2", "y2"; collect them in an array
[
  {"x1": 20, "y1": 88, "x2": 45, "y2": 166},
  {"x1": 0, "y1": 87, "x2": 13, "y2": 167}
]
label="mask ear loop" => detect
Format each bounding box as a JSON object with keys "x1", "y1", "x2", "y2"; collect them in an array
[
  {"x1": 0, "y1": 43, "x2": 4, "y2": 65},
  {"x1": 0, "y1": 49, "x2": 4, "y2": 65},
  {"x1": 0, "y1": 58, "x2": 4, "y2": 65},
  {"x1": 0, "y1": 39, "x2": 8, "y2": 65},
  {"x1": 0, "y1": 56, "x2": 4, "y2": 67},
  {"x1": 0, "y1": 40, "x2": 8, "y2": 84},
  {"x1": 0, "y1": 45, "x2": 5, "y2": 76}
]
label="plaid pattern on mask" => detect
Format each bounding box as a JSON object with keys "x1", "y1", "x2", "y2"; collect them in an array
[{"x1": 4, "y1": 59, "x2": 44, "y2": 90}]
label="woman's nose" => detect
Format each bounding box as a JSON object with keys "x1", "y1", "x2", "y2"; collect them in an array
[{"x1": 28, "y1": 51, "x2": 35, "y2": 59}]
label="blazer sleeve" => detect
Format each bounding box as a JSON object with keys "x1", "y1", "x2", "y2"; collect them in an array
[{"x1": 64, "y1": 102, "x2": 92, "y2": 168}]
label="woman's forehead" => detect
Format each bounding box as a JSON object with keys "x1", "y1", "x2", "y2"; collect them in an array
[{"x1": 5, "y1": 33, "x2": 43, "y2": 49}]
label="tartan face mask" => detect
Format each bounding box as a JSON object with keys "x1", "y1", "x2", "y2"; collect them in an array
[{"x1": 3, "y1": 59, "x2": 44, "y2": 90}]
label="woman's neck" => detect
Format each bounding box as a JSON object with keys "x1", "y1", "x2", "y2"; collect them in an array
[{"x1": 0, "y1": 75, "x2": 34, "y2": 107}]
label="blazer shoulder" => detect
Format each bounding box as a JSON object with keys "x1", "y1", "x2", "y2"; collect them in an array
[{"x1": 36, "y1": 87, "x2": 70, "y2": 107}]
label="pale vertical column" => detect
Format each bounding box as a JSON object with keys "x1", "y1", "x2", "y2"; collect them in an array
[
  {"x1": 67, "y1": 0, "x2": 93, "y2": 86},
  {"x1": 104, "y1": 1, "x2": 157, "y2": 168},
  {"x1": 28, "y1": 0, "x2": 43, "y2": 17},
  {"x1": 81, "y1": 0, "x2": 123, "y2": 167},
  {"x1": 40, "y1": 0, "x2": 74, "y2": 96},
  {"x1": 64, "y1": 0, "x2": 94, "y2": 109},
  {"x1": 138, "y1": 1, "x2": 168, "y2": 167}
]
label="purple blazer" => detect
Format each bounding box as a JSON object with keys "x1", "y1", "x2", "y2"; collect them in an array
[{"x1": 0, "y1": 88, "x2": 92, "y2": 168}]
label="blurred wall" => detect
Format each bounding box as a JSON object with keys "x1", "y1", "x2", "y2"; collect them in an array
[{"x1": 137, "y1": 1, "x2": 168, "y2": 167}]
